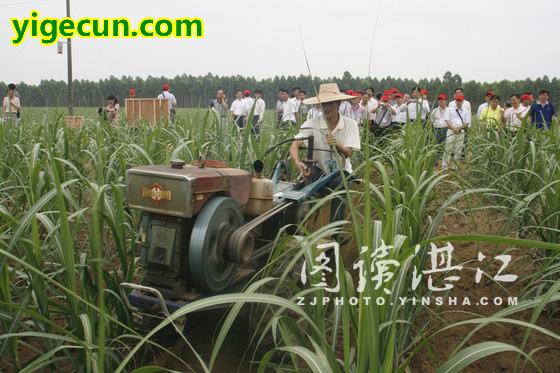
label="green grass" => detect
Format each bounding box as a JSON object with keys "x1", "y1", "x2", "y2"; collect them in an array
[{"x1": 0, "y1": 108, "x2": 559, "y2": 372}]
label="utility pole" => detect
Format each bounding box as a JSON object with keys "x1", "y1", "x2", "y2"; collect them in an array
[{"x1": 66, "y1": 0, "x2": 74, "y2": 115}]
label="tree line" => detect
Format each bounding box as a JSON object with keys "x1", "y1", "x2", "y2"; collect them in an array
[{"x1": 2, "y1": 71, "x2": 559, "y2": 109}]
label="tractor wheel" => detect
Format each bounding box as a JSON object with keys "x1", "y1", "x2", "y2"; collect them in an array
[{"x1": 189, "y1": 196, "x2": 244, "y2": 292}]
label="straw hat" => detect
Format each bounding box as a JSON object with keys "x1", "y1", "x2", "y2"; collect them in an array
[{"x1": 302, "y1": 83, "x2": 355, "y2": 105}]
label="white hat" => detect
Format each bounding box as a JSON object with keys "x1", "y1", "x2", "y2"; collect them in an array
[{"x1": 302, "y1": 83, "x2": 354, "y2": 105}]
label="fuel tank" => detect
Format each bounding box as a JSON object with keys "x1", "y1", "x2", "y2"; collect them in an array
[{"x1": 126, "y1": 161, "x2": 252, "y2": 218}]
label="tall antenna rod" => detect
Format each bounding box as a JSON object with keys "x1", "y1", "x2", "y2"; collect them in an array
[
  {"x1": 66, "y1": 0, "x2": 74, "y2": 115},
  {"x1": 367, "y1": 0, "x2": 383, "y2": 78}
]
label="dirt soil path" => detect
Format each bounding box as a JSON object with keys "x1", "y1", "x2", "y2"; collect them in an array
[{"x1": 411, "y1": 197, "x2": 560, "y2": 372}]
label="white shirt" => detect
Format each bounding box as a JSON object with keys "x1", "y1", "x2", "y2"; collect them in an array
[
  {"x1": 393, "y1": 103, "x2": 407, "y2": 123},
  {"x1": 405, "y1": 99, "x2": 430, "y2": 120},
  {"x1": 375, "y1": 104, "x2": 396, "y2": 127},
  {"x1": 230, "y1": 99, "x2": 245, "y2": 116},
  {"x1": 289, "y1": 97, "x2": 301, "y2": 113},
  {"x1": 504, "y1": 105, "x2": 525, "y2": 130},
  {"x1": 307, "y1": 106, "x2": 322, "y2": 120},
  {"x1": 443, "y1": 107, "x2": 471, "y2": 133},
  {"x1": 449, "y1": 99, "x2": 472, "y2": 115},
  {"x1": 254, "y1": 97, "x2": 266, "y2": 122},
  {"x1": 431, "y1": 106, "x2": 450, "y2": 128},
  {"x1": 3, "y1": 96, "x2": 20, "y2": 113},
  {"x1": 157, "y1": 91, "x2": 177, "y2": 111},
  {"x1": 295, "y1": 115, "x2": 361, "y2": 173},
  {"x1": 339, "y1": 101, "x2": 352, "y2": 117},
  {"x1": 477, "y1": 102, "x2": 488, "y2": 119},
  {"x1": 367, "y1": 98, "x2": 379, "y2": 120},
  {"x1": 242, "y1": 97, "x2": 255, "y2": 116},
  {"x1": 282, "y1": 99, "x2": 297, "y2": 122}
]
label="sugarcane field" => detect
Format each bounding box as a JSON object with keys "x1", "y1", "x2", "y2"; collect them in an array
[{"x1": 1, "y1": 1, "x2": 560, "y2": 372}]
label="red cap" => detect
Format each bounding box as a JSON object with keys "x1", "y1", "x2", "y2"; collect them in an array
[
  {"x1": 521, "y1": 94, "x2": 533, "y2": 101},
  {"x1": 346, "y1": 89, "x2": 355, "y2": 95},
  {"x1": 243, "y1": 89, "x2": 252, "y2": 96},
  {"x1": 391, "y1": 88, "x2": 399, "y2": 93},
  {"x1": 485, "y1": 90, "x2": 495, "y2": 97},
  {"x1": 351, "y1": 92, "x2": 359, "y2": 97},
  {"x1": 394, "y1": 92, "x2": 403, "y2": 98},
  {"x1": 420, "y1": 89, "x2": 428, "y2": 95},
  {"x1": 383, "y1": 89, "x2": 392, "y2": 95},
  {"x1": 129, "y1": 88, "x2": 136, "y2": 95},
  {"x1": 162, "y1": 84, "x2": 170, "y2": 91},
  {"x1": 380, "y1": 95, "x2": 390, "y2": 102},
  {"x1": 455, "y1": 94, "x2": 465, "y2": 101},
  {"x1": 437, "y1": 93, "x2": 447, "y2": 100}
]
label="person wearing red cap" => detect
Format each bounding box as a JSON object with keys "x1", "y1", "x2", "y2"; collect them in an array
[
  {"x1": 442, "y1": 94, "x2": 471, "y2": 170},
  {"x1": 504, "y1": 94, "x2": 528, "y2": 133},
  {"x1": 349, "y1": 92, "x2": 366, "y2": 123},
  {"x1": 242, "y1": 89, "x2": 255, "y2": 127},
  {"x1": 128, "y1": 88, "x2": 137, "y2": 98},
  {"x1": 403, "y1": 87, "x2": 430, "y2": 123},
  {"x1": 448, "y1": 87, "x2": 472, "y2": 115},
  {"x1": 431, "y1": 93, "x2": 450, "y2": 148},
  {"x1": 477, "y1": 90, "x2": 496, "y2": 119},
  {"x1": 230, "y1": 90, "x2": 245, "y2": 128},
  {"x1": 157, "y1": 83, "x2": 177, "y2": 123},
  {"x1": 392, "y1": 93, "x2": 407, "y2": 126},
  {"x1": 373, "y1": 95, "x2": 397, "y2": 136}
]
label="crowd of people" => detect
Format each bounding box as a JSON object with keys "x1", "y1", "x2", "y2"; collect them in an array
[
  {"x1": 3, "y1": 80, "x2": 556, "y2": 171},
  {"x1": 208, "y1": 85, "x2": 556, "y2": 170}
]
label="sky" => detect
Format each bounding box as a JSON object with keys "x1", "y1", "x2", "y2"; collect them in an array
[{"x1": 0, "y1": 0, "x2": 557, "y2": 85}]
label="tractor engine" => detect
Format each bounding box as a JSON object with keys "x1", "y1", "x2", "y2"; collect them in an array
[{"x1": 126, "y1": 159, "x2": 271, "y2": 298}]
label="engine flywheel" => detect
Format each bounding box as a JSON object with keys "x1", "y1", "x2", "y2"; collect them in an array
[{"x1": 188, "y1": 196, "x2": 244, "y2": 292}]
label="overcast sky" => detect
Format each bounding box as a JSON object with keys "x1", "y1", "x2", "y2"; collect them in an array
[{"x1": 0, "y1": 0, "x2": 556, "y2": 85}]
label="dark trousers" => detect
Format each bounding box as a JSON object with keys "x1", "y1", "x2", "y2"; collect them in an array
[
  {"x1": 233, "y1": 115, "x2": 245, "y2": 128},
  {"x1": 252, "y1": 115, "x2": 261, "y2": 136},
  {"x1": 309, "y1": 166, "x2": 351, "y2": 223},
  {"x1": 433, "y1": 127, "x2": 447, "y2": 162}
]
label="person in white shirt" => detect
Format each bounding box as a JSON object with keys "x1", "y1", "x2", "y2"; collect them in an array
[
  {"x1": 2, "y1": 87, "x2": 21, "y2": 124},
  {"x1": 448, "y1": 87, "x2": 472, "y2": 115},
  {"x1": 403, "y1": 87, "x2": 430, "y2": 122},
  {"x1": 251, "y1": 90, "x2": 266, "y2": 136},
  {"x1": 477, "y1": 91, "x2": 495, "y2": 119},
  {"x1": 504, "y1": 93, "x2": 527, "y2": 133},
  {"x1": 242, "y1": 89, "x2": 255, "y2": 127},
  {"x1": 306, "y1": 104, "x2": 322, "y2": 120},
  {"x1": 392, "y1": 92, "x2": 407, "y2": 126},
  {"x1": 349, "y1": 93, "x2": 367, "y2": 123},
  {"x1": 275, "y1": 89, "x2": 284, "y2": 125},
  {"x1": 298, "y1": 90, "x2": 310, "y2": 118},
  {"x1": 431, "y1": 93, "x2": 450, "y2": 140},
  {"x1": 442, "y1": 94, "x2": 471, "y2": 170},
  {"x1": 157, "y1": 83, "x2": 178, "y2": 123},
  {"x1": 230, "y1": 90, "x2": 245, "y2": 128},
  {"x1": 281, "y1": 89, "x2": 297, "y2": 127},
  {"x1": 366, "y1": 89, "x2": 380, "y2": 129},
  {"x1": 288, "y1": 87, "x2": 301, "y2": 121},
  {"x1": 290, "y1": 83, "x2": 360, "y2": 222},
  {"x1": 373, "y1": 95, "x2": 397, "y2": 136},
  {"x1": 339, "y1": 89, "x2": 353, "y2": 117}
]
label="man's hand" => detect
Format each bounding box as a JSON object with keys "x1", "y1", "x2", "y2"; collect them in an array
[
  {"x1": 326, "y1": 133, "x2": 337, "y2": 147},
  {"x1": 295, "y1": 160, "x2": 308, "y2": 175}
]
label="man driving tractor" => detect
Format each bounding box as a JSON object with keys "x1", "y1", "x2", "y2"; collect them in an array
[{"x1": 289, "y1": 83, "x2": 361, "y2": 223}]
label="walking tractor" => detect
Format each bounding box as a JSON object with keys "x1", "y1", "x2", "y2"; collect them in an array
[{"x1": 119, "y1": 136, "x2": 340, "y2": 322}]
